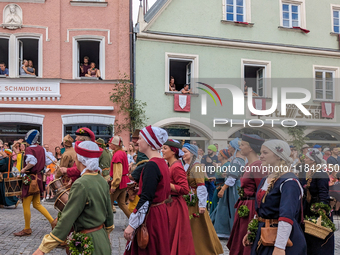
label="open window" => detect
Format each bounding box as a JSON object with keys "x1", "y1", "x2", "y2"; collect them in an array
[
  {"x1": 166, "y1": 53, "x2": 199, "y2": 93},
  {"x1": 0, "y1": 38, "x2": 9, "y2": 77},
  {"x1": 169, "y1": 59, "x2": 193, "y2": 91},
  {"x1": 242, "y1": 59, "x2": 271, "y2": 97},
  {"x1": 73, "y1": 37, "x2": 105, "y2": 79},
  {"x1": 18, "y1": 38, "x2": 39, "y2": 77}
]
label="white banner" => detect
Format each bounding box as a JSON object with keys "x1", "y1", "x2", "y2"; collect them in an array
[{"x1": 0, "y1": 81, "x2": 60, "y2": 97}]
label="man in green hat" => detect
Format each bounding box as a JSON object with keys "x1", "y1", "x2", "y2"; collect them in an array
[{"x1": 95, "y1": 138, "x2": 112, "y2": 181}]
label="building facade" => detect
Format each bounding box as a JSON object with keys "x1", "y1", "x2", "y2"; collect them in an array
[
  {"x1": 135, "y1": 0, "x2": 340, "y2": 150},
  {"x1": 0, "y1": 0, "x2": 131, "y2": 147}
]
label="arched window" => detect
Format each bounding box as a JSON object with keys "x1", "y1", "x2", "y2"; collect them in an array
[
  {"x1": 306, "y1": 131, "x2": 339, "y2": 141},
  {"x1": 229, "y1": 128, "x2": 278, "y2": 140}
]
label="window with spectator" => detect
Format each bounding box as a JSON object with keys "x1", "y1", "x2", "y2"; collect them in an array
[
  {"x1": 18, "y1": 38, "x2": 39, "y2": 77},
  {"x1": 0, "y1": 38, "x2": 9, "y2": 77}
]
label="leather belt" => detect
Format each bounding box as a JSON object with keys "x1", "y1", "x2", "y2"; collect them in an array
[
  {"x1": 240, "y1": 196, "x2": 255, "y2": 201},
  {"x1": 258, "y1": 218, "x2": 278, "y2": 224},
  {"x1": 151, "y1": 201, "x2": 165, "y2": 207},
  {"x1": 80, "y1": 224, "x2": 104, "y2": 234}
]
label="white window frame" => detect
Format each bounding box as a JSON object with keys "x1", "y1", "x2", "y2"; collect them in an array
[
  {"x1": 241, "y1": 59, "x2": 271, "y2": 98},
  {"x1": 222, "y1": 0, "x2": 251, "y2": 23},
  {"x1": 331, "y1": 5, "x2": 340, "y2": 34},
  {"x1": 0, "y1": 0, "x2": 45, "y2": 2},
  {"x1": 279, "y1": 0, "x2": 306, "y2": 29},
  {"x1": 313, "y1": 65, "x2": 339, "y2": 101},
  {"x1": 0, "y1": 34, "x2": 10, "y2": 78},
  {"x1": 72, "y1": 35, "x2": 105, "y2": 79},
  {"x1": 165, "y1": 53, "x2": 199, "y2": 93},
  {"x1": 15, "y1": 33, "x2": 43, "y2": 78}
]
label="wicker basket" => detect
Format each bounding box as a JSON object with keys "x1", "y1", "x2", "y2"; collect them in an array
[{"x1": 305, "y1": 216, "x2": 332, "y2": 240}]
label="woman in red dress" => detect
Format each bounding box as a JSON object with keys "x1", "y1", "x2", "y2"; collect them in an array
[
  {"x1": 124, "y1": 126, "x2": 171, "y2": 255},
  {"x1": 162, "y1": 140, "x2": 195, "y2": 255},
  {"x1": 227, "y1": 134, "x2": 265, "y2": 255}
]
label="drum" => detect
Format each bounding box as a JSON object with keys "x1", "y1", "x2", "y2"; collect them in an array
[
  {"x1": 54, "y1": 188, "x2": 70, "y2": 212},
  {"x1": 4, "y1": 176, "x2": 22, "y2": 197}
]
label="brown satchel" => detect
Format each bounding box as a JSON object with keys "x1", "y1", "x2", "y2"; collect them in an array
[
  {"x1": 136, "y1": 210, "x2": 150, "y2": 249},
  {"x1": 260, "y1": 219, "x2": 293, "y2": 247},
  {"x1": 28, "y1": 174, "x2": 40, "y2": 195}
]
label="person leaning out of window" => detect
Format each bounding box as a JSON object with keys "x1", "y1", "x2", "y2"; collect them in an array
[
  {"x1": 20, "y1": 59, "x2": 35, "y2": 76},
  {"x1": 181, "y1": 84, "x2": 191, "y2": 94},
  {"x1": 0, "y1": 62, "x2": 9, "y2": 76},
  {"x1": 85, "y1": 62, "x2": 101, "y2": 79}
]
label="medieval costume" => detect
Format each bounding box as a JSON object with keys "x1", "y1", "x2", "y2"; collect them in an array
[
  {"x1": 96, "y1": 138, "x2": 112, "y2": 181},
  {"x1": 56, "y1": 135, "x2": 76, "y2": 184},
  {"x1": 109, "y1": 136, "x2": 131, "y2": 218},
  {"x1": 227, "y1": 134, "x2": 266, "y2": 255},
  {"x1": 0, "y1": 152, "x2": 19, "y2": 207},
  {"x1": 302, "y1": 148, "x2": 334, "y2": 255},
  {"x1": 164, "y1": 140, "x2": 195, "y2": 255},
  {"x1": 36, "y1": 141, "x2": 114, "y2": 255},
  {"x1": 211, "y1": 147, "x2": 243, "y2": 238},
  {"x1": 183, "y1": 143, "x2": 223, "y2": 255},
  {"x1": 65, "y1": 127, "x2": 96, "y2": 183},
  {"x1": 124, "y1": 126, "x2": 170, "y2": 255},
  {"x1": 14, "y1": 130, "x2": 54, "y2": 236},
  {"x1": 251, "y1": 140, "x2": 306, "y2": 255}
]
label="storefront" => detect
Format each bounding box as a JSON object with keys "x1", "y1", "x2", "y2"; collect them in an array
[{"x1": 0, "y1": 123, "x2": 42, "y2": 144}]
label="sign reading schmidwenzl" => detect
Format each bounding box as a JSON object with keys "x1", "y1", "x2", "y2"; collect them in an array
[{"x1": 0, "y1": 82, "x2": 60, "y2": 97}]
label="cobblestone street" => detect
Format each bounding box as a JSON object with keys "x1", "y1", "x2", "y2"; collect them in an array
[
  {"x1": 2, "y1": 201, "x2": 340, "y2": 254},
  {"x1": 0, "y1": 202, "x2": 230, "y2": 255}
]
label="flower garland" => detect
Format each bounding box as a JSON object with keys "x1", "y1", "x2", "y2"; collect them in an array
[
  {"x1": 247, "y1": 219, "x2": 259, "y2": 243},
  {"x1": 305, "y1": 203, "x2": 336, "y2": 232},
  {"x1": 238, "y1": 205, "x2": 250, "y2": 218},
  {"x1": 67, "y1": 232, "x2": 94, "y2": 255},
  {"x1": 189, "y1": 212, "x2": 200, "y2": 220},
  {"x1": 22, "y1": 175, "x2": 32, "y2": 185},
  {"x1": 183, "y1": 191, "x2": 198, "y2": 206},
  {"x1": 237, "y1": 186, "x2": 245, "y2": 198}
]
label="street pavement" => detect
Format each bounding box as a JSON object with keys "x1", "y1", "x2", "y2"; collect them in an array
[{"x1": 1, "y1": 201, "x2": 340, "y2": 254}]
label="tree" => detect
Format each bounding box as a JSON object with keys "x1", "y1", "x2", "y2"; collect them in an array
[
  {"x1": 287, "y1": 126, "x2": 309, "y2": 151},
  {"x1": 109, "y1": 74, "x2": 148, "y2": 135}
]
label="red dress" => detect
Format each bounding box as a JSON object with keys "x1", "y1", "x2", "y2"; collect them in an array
[
  {"x1": 110, "y1": 150, "x2": 129, "y2": 189},
  {"x1": 167, "y1": 161, "x2": 195, "y2": 255},
  {"x1": 227, "y1": 160, "x2": 266, "y2": 255},
  {"x1": 125, "y1": 157, "x2": 171, "y2": 255}
]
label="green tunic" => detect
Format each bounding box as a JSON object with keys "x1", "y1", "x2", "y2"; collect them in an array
[
  {"x1": 99, "y1": 149, "x2": 112, "y2": 176},
  {"x1": 51, "y1": 172, "x2": 113, "y2": 255}
]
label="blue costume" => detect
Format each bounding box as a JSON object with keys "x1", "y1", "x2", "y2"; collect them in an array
[
  {"x1": 302, "y1": 170, "x2": 334, "y2": 255},
  {"x1": 210, "y1": 158, "x2": 243, "y2": 238},
  {"x1": 251, "y1": 172, "x2": 307, "y2": 255},
  {"x1": 210, "y1": 161, "x2": 229, "y2": 213},
  {"x1": 0, "y1": 157, "x2": 19, "y2": 207}
]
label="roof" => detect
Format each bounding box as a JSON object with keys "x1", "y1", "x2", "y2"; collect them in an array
[{"x1": 144, "y1": 0, "x2": 168, "y2": 23}]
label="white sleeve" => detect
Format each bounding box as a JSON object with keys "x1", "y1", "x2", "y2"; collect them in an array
[
  {"x1": 197, "y1": 185, "x2": 208, "y2": 208},
  {"x1": 224, "y1": 176, "x2": 236, "y2": 187},
  {"x1": 25, "y1": 154, "x2": 37, "y2": 166},
  {"x1": 128, "y1": 201, "x2": 149, "y2": 230},
  {"x1": 44, "y1": 150, "x2": 56, "y2": 165},
  {"x1": 274, "y1": 221, "x2": 292, "y2": 250}
]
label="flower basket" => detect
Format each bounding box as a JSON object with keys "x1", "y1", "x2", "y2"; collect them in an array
[{"x1": 305, "y1": 216, "x2": 332, "y2": 240}]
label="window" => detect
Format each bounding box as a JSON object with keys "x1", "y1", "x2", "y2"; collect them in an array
[
  {"x1": 334, "y1": 10, "x2": 340, "y2": 33},
  {"x1": 0, "y1": 38, "x2": 9, "y2": 77},
  {"x1": 73, "y1": 36, "x2": 105, "y2": 79},
  {"x1": 315, "y1": 70, "x2": 334, "y2": 100},
  {"x1": 242, "y1": 59, "x2": 271, "y2": 97},
  {"x1": 18, "y1": 38, "x2": 39, "y2": 77},
  {"x1": 165, "y1": 53, "x2": 199, "y2": 93},
  {"x1": 0, "y1": 123, "x2": 42, "y2": 143},
  {"x1": 64, "y1": 124, "x2": 112, "y2": 143},
  {"x1": 226, "y1": 0, "x2": 245, "y2": 22},
  {"x1": 282, "y1": 3, "x2": 299, "y2": 28},
  {"x1": 280, "y1": 0, "x2": 306, "y2": 29}
]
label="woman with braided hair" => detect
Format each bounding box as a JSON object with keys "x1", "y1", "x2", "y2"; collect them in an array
[
  {"x1": 302, "y1": 148, "x2": 334, "y2": 255},
  {"x1": 243, "y1": 140, "x2": 306, "y2": 255},
  {"x1": 182, "y1": 143, "x2": 223, "y2": 255}
]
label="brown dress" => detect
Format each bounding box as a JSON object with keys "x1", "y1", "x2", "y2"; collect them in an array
[{"x1": 187, "y1": 163, "x2": 223, "y2": 255}]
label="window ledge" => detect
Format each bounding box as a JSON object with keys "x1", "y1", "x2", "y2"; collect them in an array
[
  {"x1": 278, "y1": 26, "x2": 310, "y2": 34},
  {"x1": 79, "y1": 77, "x2": 100, "y2": 80},
  {"x1": 70, "y1": 1, "x2": 108, "y2": 7},
  {"x1": 19, "y1": 75, "x2": 37, "y2": 78},
  {"x1": 313, "y1": 99, "x2": 339, "y2": 103},
  {"x1": 244, "y1": 96, "x2": 272, "y2": 100},
  {"x1": 0, "y1": 75, "x2": 8, "y2": 78},
  {"x1": 330, "y1": 32, "x2": 340, "y2": 36},
  {"x1": 221, "y1": 20, "x2": 254, "y2": 27},
  {"x1": 165, "y1": 92, "x2": 199, "y2": 97}
]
